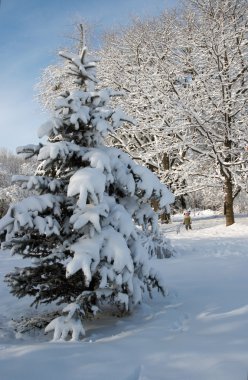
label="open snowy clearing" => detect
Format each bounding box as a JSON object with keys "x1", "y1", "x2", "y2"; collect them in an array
[{"x1": 0, "y1": 213, "x2": 248, "y2": 380}]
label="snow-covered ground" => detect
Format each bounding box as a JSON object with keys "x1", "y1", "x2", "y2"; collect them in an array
[{"x1": 0, "y1": 212, "x2": 248, "y2": 380}]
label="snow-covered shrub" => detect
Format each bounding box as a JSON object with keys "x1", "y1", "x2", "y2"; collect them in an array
[
  {"x1": 0, "y1": 149, "x2": 37, "y2": 214},
  {"x1": 234, "y1": 192, "x2": 248, "y2": 214},
  {"x1": 0, "y1": 45, "x2": 174, "y2": 341},
  {"x1": 0, "y1": 197, "x2": 11, "y2": 218}
]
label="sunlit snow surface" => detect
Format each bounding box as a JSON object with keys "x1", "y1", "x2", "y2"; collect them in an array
[{"x1": 0, "y1": 212, "x2": 248, "y2": 380}]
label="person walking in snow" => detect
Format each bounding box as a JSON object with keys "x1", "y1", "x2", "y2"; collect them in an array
[{"x1": 183, "y1": 211, "x2": 192, "y2": 231}]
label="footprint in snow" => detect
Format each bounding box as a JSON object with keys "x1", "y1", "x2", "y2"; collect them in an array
[
  {"x1": 125, "y1": 365, "x2": 149, "y2": 380},
  {"x1": 169, "y1": 313, "x2": 190, "y2": 333}
]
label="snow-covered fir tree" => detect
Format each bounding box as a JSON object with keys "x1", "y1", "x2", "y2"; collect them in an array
[{"x1": 0, "y1": 45, "x2": 174, "y2": 341}]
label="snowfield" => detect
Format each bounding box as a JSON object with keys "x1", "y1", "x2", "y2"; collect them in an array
[{"x1": 0, "y1": 212, "x2": 248, "y2": 380}]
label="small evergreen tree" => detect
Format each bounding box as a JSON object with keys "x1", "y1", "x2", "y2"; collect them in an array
[{"x1": 0, "y1": 45, "x2": 174, "y2": 341}]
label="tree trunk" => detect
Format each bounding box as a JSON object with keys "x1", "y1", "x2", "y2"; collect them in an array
[
  {"x1": 224, "y1": 176, "x2": 235, "y2": 226},
  {"x1": 151, "y1": 153, "x2": 172, "y2": 224},
  {"x1": 162, "y1": 153, "x2": 170, "y2": 171},
  {"x1": 160, "y1": 153, "x2": 171, "y2": 223}
]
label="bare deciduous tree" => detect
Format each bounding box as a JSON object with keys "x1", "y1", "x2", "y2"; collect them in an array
[{"x1": 99, "y1": 0, "x2": 248, "y2": 225}]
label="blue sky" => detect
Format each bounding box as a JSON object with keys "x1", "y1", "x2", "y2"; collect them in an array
[{"x1": 0, "y1": 0, "x2": 177, "y2": 153}]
